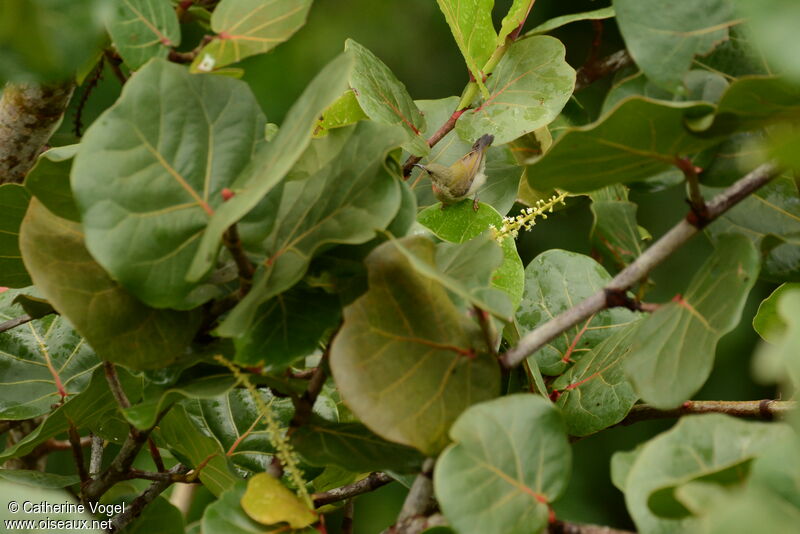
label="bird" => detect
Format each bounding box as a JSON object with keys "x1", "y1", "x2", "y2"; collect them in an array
[{"x1": 414, "y1": 134, "x2": 494, "y2": 210}]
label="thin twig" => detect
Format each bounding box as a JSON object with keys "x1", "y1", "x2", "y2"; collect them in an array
[
  {"x1": 675, "y1": 156, "x2": 708, "y2": 220},
  {"x1": 89, "y1": 435, "x2": 104, "y2": 477},
  {"x1": 618, "y1": 400, "x2": 796, "y2": 426},
  {"x1": 103, "y1": 361, "x2": 131, "y2": 409},
  {"x1": 147, "y1": 438, "x2": 165, "y2": 472},
  {"x1": 109, "y1": 464, "x2": 190, "y2": 532},
  {"x1": 473, "y1": 306, "x2": 497, "y2": 357},
  {"x1": 396, "y1": 458, "x2": 436, "y2": 523},
  {"x1": 67, "y1": 422, "x2": 88, "y2": 485},
  {"x1": 103, "y1": 50, "x2": 128, "y2": 85},
  {"x1": 342, "y1": 499, "x2": 355, "y2": 534},
  {"x1": 401, "y1": 108, "x2": 468, "y2": 178},
  {"x1": 312, "y1": 472, "x2": 394, "y2": 507},
  {"x1": 500, "y1": 162, "x2": 781, "y2": 369},
  {"x1": 222, "y1": 223, "x2": 255, "y2": 298},
  {"x1": 549, "y1": 520, "x2": 636, "y2": 534},
  {"x1": 575, "y1": 49, "x2": 633, "y2": 92},
  {"x1": 0, "y1": 314, "x2": 34, "y2": 334},
  {"x1": 84, "y1": 426, "x2": 154, "y2": 499},
  {"x1": 126, "y1": 468, "x2": 196, "y2": 483}
]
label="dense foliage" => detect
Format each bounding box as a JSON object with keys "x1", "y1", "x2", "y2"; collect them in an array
[{"x1": 0, "y1": 0, "x2": 799, "y2": 533}]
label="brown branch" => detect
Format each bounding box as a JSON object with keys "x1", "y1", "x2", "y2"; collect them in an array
[
  {"x1": 342, "y1": 499, "x2": 355, "y2": 534},
  {"x1": 126, "y1": 467, "x2": 196, "y2": 483},
  {"x1": 575, "y1": 49, "x2": 633, "y2": 92},
  {"x1": 84, "y1": 426, "x2": 154, "y2": 499},
  {"x1": 0, "y1": 314, "x2": 35, "y2": 334},
  {"x1": 312, "y1": 472, "x2": 394, "y2": 507},
  {"x1": 401, "y1": 108, "x2": 468, "y2": 178},
  {"x1": 103, "y1": 361, "x2": 132, "y2": 410},
  {"x1": 0, "y1": 80, "x2": 75, "y2": 183},
  {"x1": 222, "y1": 223, "x2": 255, "y2": 298},
  {"x1": 109, "y1": 464, "x2": 190, "y2": 533},
  {"x1": 89, "y1": 434, "x2": 104, "y2": 477},
  {"x1": 67, "y1": 423, "x2": 88, "y2": 485},
  {"x1": 147, "y1": 438, "x2": 165, "y2": 472},
  {"x1": 103, "y1": 50, "x2": 128, "y2": 85},
  {"x1": 549, "y1": 520, "x2": 636, "y2": 534},
  {"x1": 396, "y1": 458, "x2": 436, "y2": 523},
  {"x1": 500, "y1": 162, "x2": 781, "y2": 369},
  {"x1": 675, "y1": 156, "x2": 708, "y2": 221},
  {"x1": 618, "y1": 400, "x2": 796, "y2": 426}
]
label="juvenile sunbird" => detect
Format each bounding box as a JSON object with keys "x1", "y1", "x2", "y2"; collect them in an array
[{"x1": 415, "y1": 133, "x2": 494, "y2": 210}]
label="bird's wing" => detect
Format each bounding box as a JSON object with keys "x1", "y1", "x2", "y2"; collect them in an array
[{"x1": 449, "y1": 145, "x2": 487, "y2": 197}]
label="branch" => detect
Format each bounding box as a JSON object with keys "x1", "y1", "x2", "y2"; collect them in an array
[
  {"x1": 312, "y1": 472, "x2": 393, "y2": 507},
  {"x1": 0, "y1": 314, "x2": 34, "y2": 334},
  {"x1": 574, "y1": 50, "x2": 633, "y2": 92},
  {"x1": 675, "y1": 156, "x2": 708, "y2": 220},
  {"x1": 103, "y1": 361, "x2": 132, "y2": 410},
  {"x1": 84, "y1": 425, "x2": 154, "y2": 499},
  {"x1": 126, "y1": 468, "x2": 196, "y2": 483},
  {"x1": 223, "y1": 223, "x2": 255, "y2": 298},
  {"x1": 0, "y1": 80, "x2": 75, "y2": 183},
  {"x1": 500, "y1": 162, "x2": 781, "y2": 369},
  {"x1": 401, "y1": 108, "x2": 467, "y2": 177},
  {"x1": 618, "y1": 399, "x2": 796, "y2": 426},
  {"x1": 396, "y1": 459, "x2": 436, "y2": 523},
  {"x1": 89, "y1": 435, "x2": 104, "y2": 477},
  {"x1": 549, "y1": 520, "x2": 636, "y2": 534},
  {"x1": 67, "y1": 423, "x2": 88, "y2": 485},
  {"x1": 109, "y1": 464, "x2": 190, "y2": 533}
]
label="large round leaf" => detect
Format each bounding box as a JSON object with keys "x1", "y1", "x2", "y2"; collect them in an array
[
  {"x1": 330, "y1": 236, "x2": 500, "y2": 455},
  {"x1": 72, "y1": 59, "x2": 265, "y2": 309},
  {"x1": 435, "y1": 395, "x2": 571, "y2": 534}
]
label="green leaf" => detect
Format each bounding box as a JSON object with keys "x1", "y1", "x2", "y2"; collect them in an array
[
  {"x1": 0, "y1": 470, "x2": 78, "y2": 488},
  {"x1": 698, "y1": 131, "x2": 768, "y2": 187},
  {"x1": 19, "y1": 199, "x2": 201, "y2": 370},
  {"x1": 0, "y1": 184, "x2": 31, "y2": 288},
  {"x1": 417, "y1": 201, "x2": 524, "y2": 309},
  {"x1": 706, "y1": 76, "x2": 800, "y2": 135},
  {"x1": 106, "y1": 0, "x2": 180, "y2": 69},
  {"x1": 216, "y1": 121, "x2": 405, "y2": 337},
  {"x1": 191, "y1": 0, "x2": 312, "y2": 72},
  {"x1": 156, "y1": 404, "x2": 240, "y2": 496},
  {"x1": 753, "y1": 288, "x2": 800, "y2": 388},
  {"x1": 552, "y1": 321, "x2": 641, "y2": 436},
  {"x1": 185, "y1": 388, "x2": 301, "y2": 474},
  {"x1": 0, "y1": 290, "x2": 100, "y2": 420},
  {"x1": 0, "y1": 482, "x2": 102, "y2": 532},
  {"x1": 753, "y1": 283, "x2": 800, "y2": 343},
  {"x1": 0, "y1": 0, "x2": 109, "y2": 82},
  {"x1": 611, "y1": 444, "x2": 644, "y2": 493},
  {"x1": 435, "y1": 0, "x2": 496, "y2": 96},
  {"x1": 392, "y1": 233, "x2": 513, "y2": 321},
  {"x1": 735, "y1": 0, "x2": 800, "y2": 83},
  {"x1": 528, "y1": 98, "x2": 717, "y2": 193},
  {"x1": 72, "y1": 59, "x2": 265, "y2": 309},
  {"x1": 620, "y1": 414, "x2": 792, "y2": 533},
  {"x1": 413, "y1": 97, "x2": 523, "y2": 215},
  {"x1": 122, "y1": 374, "x2": 236, "y2": 429},
  {"x1": 291, "y1": 418, "x2": 424, "y2": 473},
  {"x1": 704, "y1": 175, "x2": 800, "y2": 282},
  {"x1": 345, "y1": 40, "x2": 428, "y2": 156},
  {"x1": 526, "y1": 6, "x2": 615, "y2": 36},
  {"x1": 625, "y1": 234, "x2": 759, "y2": 409},
  {"x1": 0, "y1": 367, "x2": 142, "y2": 462},
  {"x1": 614, "y1": 0, "x2": 738, "y2": 92},
  {"x1": 516, "y1": 250, "x2": 640, "y2": 376},
  {"x1": 434, "y1": 395, "x2": 571, "y2": 534},
  {"x1": 313, "y1": 89, "x2": 367, "y2": 137},
  {"x1": 242, "y1": 473, "x2": 316, "y2": 528},
  {"x1": 602, "y1": 70, "x2": 730, "y2": 115},
  {"x1": 699, "y1": 484, "x2": 800, "y2": 534},
  {"x1": 455, "y1": 36, "x2": 575, "y2": 146},
  {"x1": 233, "y1": 287, "x2": 340, "y2": 371},
  {"x1": 125, "y1": 496, "x2": 185, "y2": 534},
  {"x1": 498, "y1": 0, "x2": 533, "y2": 43},
  {"x1": 23, "y1": 144, "x2": 80, "y2": 222},
  {"x1": 589, "y1": 185, "x2": 647, "y2": 268},
  {"x1": 329, "y1": 236, "x2": 500, "y2": 455},
  {"x1": 188, "y1": 52, "x2": 355, "y2": 283},
  {"x1": 202, "y1": 480, "x2": 317, "y2": 534}
]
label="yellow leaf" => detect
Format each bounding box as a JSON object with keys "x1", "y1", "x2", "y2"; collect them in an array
[{"x1": 241, "y1": 473, "x2": 316, "y2": 529}]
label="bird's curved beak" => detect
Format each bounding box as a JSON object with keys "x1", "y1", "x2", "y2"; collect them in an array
[{"x1": 412, "y1": 163, "x2": 428, "y2": 172}]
